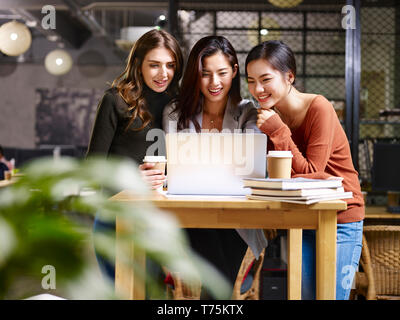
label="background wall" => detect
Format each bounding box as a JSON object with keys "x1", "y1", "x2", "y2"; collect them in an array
[{"x1": 0, "y1": 37, "x2": 125, "y2": 149}]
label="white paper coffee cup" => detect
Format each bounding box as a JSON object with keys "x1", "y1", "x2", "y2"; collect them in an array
[
  {"x1": 267, "y1": 151, "x2": 293, "y2": 179},
  {"x1": 143, "y1": 156, "x2": 167, "y2": 192}
]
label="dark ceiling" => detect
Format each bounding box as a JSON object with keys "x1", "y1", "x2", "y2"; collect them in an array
[
  {"x1": 0, "y1": 0, "x2": 397, "y2": 53},
  {"x1": 0, "y1": 1, "x2": 169, "y2": 50}
]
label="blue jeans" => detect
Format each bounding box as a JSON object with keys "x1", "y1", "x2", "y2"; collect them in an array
[
  {"x1": 93, "y1": 216, "x2": 115, "y2": 281},
  {"x1": 93, "y1": 215, "x2": 184, "y2": 297},
  {"x1": 301, "y1": 220, "x2": 363, "y2": 300}
]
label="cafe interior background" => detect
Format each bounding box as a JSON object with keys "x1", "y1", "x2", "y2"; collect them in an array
[{"x1": 0, "y1": 0, "x2": 399, "y2": 300}]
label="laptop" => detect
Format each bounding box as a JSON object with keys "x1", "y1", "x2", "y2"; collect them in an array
[{"x1": 166, "y1": 132, "x2": 267, "y2": 195}]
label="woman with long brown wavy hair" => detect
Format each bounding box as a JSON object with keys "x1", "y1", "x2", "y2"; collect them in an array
[
  {"x1": 88, "y1": 28, "x2": 183, "y2": 186},
  {"x1": 87, "y1": 29, "x2": 183, "y2": 281}
]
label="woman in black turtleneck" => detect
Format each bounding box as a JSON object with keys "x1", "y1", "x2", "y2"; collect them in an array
[
  {"x1": 87, "y1": 29, "x2": 183, "y2": 177},
  {"x1": 86, "y1": 29, "x2": 183, "y2": 281},
  {"x1": 87, "y1": 84, "x2": 172, "y2": 166}
]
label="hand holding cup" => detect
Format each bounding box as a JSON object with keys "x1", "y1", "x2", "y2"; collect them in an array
[{"x1": 139, "y1": 156, "x2": 167, "y2": 191}]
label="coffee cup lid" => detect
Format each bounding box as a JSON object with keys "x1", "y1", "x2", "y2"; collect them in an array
[
  {"x1": 143, "y1": 156, "x2": 167, "y2": 162},
  {"x1": 267, "y1": 151, "x2": 293, "y2": 158}
]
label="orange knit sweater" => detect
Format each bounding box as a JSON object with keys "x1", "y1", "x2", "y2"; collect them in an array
[{"x1": 259, "y1": 95, "x2": 364, "y2": 224}]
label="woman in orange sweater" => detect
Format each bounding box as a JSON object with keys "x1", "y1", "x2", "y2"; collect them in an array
[{"x1": 245, "y1": 40, "x2": 364, "y2": 300}]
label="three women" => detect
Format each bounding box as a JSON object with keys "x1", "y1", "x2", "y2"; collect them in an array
[{"x1": 88, "y1": 28, "x2": 364, "y2": 300}]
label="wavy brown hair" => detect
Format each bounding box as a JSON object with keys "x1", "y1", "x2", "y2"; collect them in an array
[
  {"x1": 112, "y1": 29, "x2": 183, "y2": 131},
  {"x1": 174, "y1": 36, "x2": 242, "y2": 132}
]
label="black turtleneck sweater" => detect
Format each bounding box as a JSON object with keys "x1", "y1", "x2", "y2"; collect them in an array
[{"x1": 86, "y1": 86, "x2": 171, "y2": 164}]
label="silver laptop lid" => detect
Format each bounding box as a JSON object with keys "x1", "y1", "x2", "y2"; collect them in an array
[{"x1": 166, "y1": 132, "x2": 267, "y2": 195}]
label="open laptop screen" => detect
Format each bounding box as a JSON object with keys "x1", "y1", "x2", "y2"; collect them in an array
[{"x1": 166, "y1": 132, "x2": 267, "y2": 195}]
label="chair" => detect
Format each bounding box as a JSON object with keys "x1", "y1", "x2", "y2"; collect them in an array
[
  {"x1": 232, "y1": 247, "x2": 265, "y2": 300},
  {"x1": 355, "y1": 225, "x2": 400, "y2": 300},
  {"x1": 165, "y1": 247, "x2": 266, "y2": 300},
  {"x1": 164, "y1": 269, "x2": 202, "y2": 300}
]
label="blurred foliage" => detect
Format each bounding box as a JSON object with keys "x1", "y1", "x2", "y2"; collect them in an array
[{"x1": 0, "y1": 156, "x2": 231, "y2": 300}]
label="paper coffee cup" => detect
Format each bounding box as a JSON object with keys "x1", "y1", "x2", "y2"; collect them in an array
[
  {"x1": 267, "y1": 151, "x2": 293, "y2": 179},
  {"x1": 143, "y1": 156, "x2": 167, "y2": 192},
  {"x1": 143, "y1": 156, "x2": 167, "y2": 171},
  {"x1": 4, "y1": 170, "x2": 12, "y2": 180}
]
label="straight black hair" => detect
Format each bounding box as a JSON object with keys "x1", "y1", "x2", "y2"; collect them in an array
[
  {"x1": 175, "y1": 35, "x2": 241, "y2": 132},
  {"x1": 245, "y1": 40, "x2": 297, "y2": 85}
]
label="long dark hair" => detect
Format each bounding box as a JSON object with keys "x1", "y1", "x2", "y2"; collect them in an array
[
  {"x1": 112, "y1": 29, "x2": 183, "y2": 131},
  {"x1": 245, "y1": 40, "x2": 296, "y2": 85},
  {"x1": 174, "y1": 36, "x2": 241, "y2": 132}
]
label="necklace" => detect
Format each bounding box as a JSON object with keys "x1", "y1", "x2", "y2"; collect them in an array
[{"x1": 203, "y1": 112, "x2": 222, "y2": 130}]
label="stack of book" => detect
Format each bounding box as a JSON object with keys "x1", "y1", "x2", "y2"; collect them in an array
[{"x1": 243, "y1": 177, "x2": 353, "y2": 204}]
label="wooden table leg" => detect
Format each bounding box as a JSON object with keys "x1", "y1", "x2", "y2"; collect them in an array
[
  {"x1": 115, "y1": 215, "x2": 146, "y2": 300},
  {"x1": 287, "y1": 229, "x2": 302, "y2": 300},
  {"x1": 316, "y1": 210, "x2": 337, "y2": 300}
]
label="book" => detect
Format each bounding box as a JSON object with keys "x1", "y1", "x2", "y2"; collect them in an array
[
  {"x1": 243, "y1": 177, "x2": 343, "y2": 190},
  {"x1": 246, "y1": 192, "x2": 353, "y2": 205},
  {"x1": 251, "y1": 187, "x2": 345, "y2": 197}
]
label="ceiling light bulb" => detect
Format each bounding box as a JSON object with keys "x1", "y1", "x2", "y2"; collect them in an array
[
  {"x1": 45, "y1": 49, "x2": 73, "y2": 76},
  {"x1": 268, "y1": 0, "x2": 303, "y2": 8},
  {"x1": 0, "y1": 20, "x2": 32, "y2": 56}
]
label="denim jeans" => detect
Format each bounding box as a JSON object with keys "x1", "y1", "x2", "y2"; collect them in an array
[
  {"x1": 93, "y1": 216, "x2": 115, "y2": 281},
  {"x1": 301, "y1": 220, "x2": 364, "y2": 300},
  {"x1": 93, "y1": 215, "x2": 166, "y2": 297}
]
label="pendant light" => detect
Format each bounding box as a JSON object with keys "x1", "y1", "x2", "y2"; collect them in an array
[
  {"x1": 0, "y1": 20, "x2": 32, "y2": 56},
  {"x1": 268, "y1": 0, "x2": 303, "y2": 8},
  {"x1": 44, "y1": 49, "x2": 73, "y2": 76}
]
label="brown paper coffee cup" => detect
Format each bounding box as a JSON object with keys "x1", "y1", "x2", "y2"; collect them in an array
[
  {"x1": 267, "y1": 151, "x2": 293, "y2": 179},
  {"x1": 143, "y1": 156, "x2": 167, "y2": 192},
  {"x1": 143, "y1": 156, "x2": 166, "y2": 173},
  {"x1": 4, "y1": 170, "x2": 12, "y2": 180}
]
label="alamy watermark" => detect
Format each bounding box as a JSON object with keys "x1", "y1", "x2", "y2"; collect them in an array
[
  {"x1": 145, "y1": 121, "x2": 258, "y2": 175},
  {"x1": 41, "y1": 5, "x2": 56, "y2": 30},
  {"x1": 41, "y1": 265, "x2": 56, "y2": 290},
  {"x1": 342, "y1": 5, "x2": 356, "y2": 30},
  {"x1": 341, "y1": 264, "x2": 356, "y2": 290}
]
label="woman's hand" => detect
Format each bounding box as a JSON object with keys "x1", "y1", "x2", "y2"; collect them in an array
[
  {"x1": 256, "y1": 108, "x2": 276, "y2": 128},
  {"x1": 139, "y1": 162, "x2": 166, "y2": 190}
]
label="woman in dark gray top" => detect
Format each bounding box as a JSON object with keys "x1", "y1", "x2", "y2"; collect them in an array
[
  {"x1": 87, "y1": 29, "x2": 183, "y2": 280},
  {"x1": 87, "y1": 30, "x2": 183, "y2": 187}
]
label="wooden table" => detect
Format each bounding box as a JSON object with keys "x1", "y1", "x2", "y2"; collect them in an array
[
  {"x1": 364, "y1": 206, "x2": 400, "y2": 227},
  {"x1": 0, "y1": 178, "x2": 17, "y2": 188},
  {"x1": 110, "y1": 191, "x2": 347, "y2": 300},
  {"x1": 365, "y1": 206, "x2": 400, "y2": 220}
]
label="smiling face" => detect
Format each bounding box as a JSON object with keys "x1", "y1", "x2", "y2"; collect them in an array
[
  {"x1": 199, "y1": 52, "x2": 238, "y2": 105},
  {"x1": 246, "y1": 58, "x2": 294, "y2": 109},
  {"x1": 141, "y1": 47, "x2": 176, "y2": 93}
]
